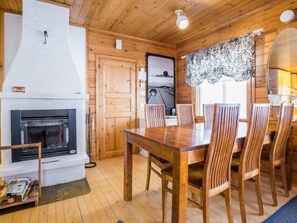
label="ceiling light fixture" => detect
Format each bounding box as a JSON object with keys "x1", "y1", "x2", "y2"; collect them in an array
[
  {"x1": 280, "y1": 10, "x2": 295, "y2": 24},
  {"x1": 175, "y1": 10, "x2": 188, "y2": 29}
]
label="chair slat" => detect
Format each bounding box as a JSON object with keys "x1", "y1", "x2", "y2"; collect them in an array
[
  {"x1": 176, "y1": 104, "x2": 195, "y2": 126},
  {"x1": 203, "y1": 104, "x2": 214, "y2": 124}
]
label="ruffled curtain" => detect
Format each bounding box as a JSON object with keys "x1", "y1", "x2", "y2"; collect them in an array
[{"x1": 186, "y1": 32, "x2": 255, "y2": 86}]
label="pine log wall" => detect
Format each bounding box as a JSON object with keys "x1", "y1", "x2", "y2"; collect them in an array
[
  {"x1": 176, "y1": 0, "x2": 297, "y2": 185},
  {"x1": 87, "y1": 29, "x2": 176, "y2": 160}
]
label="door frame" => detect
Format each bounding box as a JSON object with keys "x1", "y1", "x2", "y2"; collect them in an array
[{"x1": 96, "y1": 55, "x2": 137, "y2": 159}]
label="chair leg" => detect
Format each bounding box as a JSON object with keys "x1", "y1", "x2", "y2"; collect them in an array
[
  {"x1": 280, "y1": 163, "x2": 289, "y2": 197},
  {"x1": 269, "y1": 165, "x2": 278, "y2": 206},
  {"x1": 203, "y1": 195, "x2": 210, "y2": 223},
  {"x1": 255, "y1": 174, "x2": 264, "y2": 215},
  {"x1": 162, "y1": 175, "x2": 168, "y2": 223},
  {"x1": 224, "y1": 187, "x2": 234, "y2": 223},
  {"x1": 238, "y1": 179, "x2": 246, "y2": 223},
  {"x1": 145, "y1": 154, "x2": 152, "y2": 191}
]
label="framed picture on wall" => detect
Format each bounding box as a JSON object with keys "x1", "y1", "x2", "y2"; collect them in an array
[{"x1": 146, "y1": 53, "x2": 175, "y2": 115}]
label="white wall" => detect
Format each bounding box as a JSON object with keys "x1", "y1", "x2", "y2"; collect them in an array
[{"x1": 4, "y1": 12, "x2": 87, "y2": 93}]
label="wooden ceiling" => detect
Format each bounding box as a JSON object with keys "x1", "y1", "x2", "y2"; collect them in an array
[{"x1": 0, "y1": 0, "x2": 283, "y2": 45}]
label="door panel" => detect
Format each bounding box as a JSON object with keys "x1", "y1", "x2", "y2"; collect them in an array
[
  {"x1": 105, "y1": 98, "x2": 131, "y2": 112},
  {"x1": 97, "y1": 57, "x2": 136, "y2": 159}
]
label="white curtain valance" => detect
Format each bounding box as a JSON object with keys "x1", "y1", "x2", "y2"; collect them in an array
[{"x1": 186, "y1": 32, "x2": 256, "y2": 86}]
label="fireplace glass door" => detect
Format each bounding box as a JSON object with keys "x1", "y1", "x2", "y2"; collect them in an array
[
  {"x1": 21, "y1": 118, "x2": 69, "y2": 159},
  {"x1": 11, "y1": 109, "x2": 77, "y2": 162}
]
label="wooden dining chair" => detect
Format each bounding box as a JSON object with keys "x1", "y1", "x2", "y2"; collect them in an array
[
  {"x1": 144, "y1": 104, "x2": 172, "y2": 190},
  {"x1": 231, "y1": 104, "x2": 270, "y2": 223},
  {"x1": 161, "y1": 104, "x2": 240, "y2": 223},
  {"x1": 261, "y1": 103, "x2": 294, "y2": 206},
  {"x1": 176, "y1": 104, "x2": 195, "y2": 126},
  {"x1": 203, "y1": 104, "x2": 214, "y2": 123}
]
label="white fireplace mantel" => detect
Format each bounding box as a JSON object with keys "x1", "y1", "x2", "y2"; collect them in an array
[
  {"x1": 0, "y1": 92, "x2": 89, "y2": 100},
  {"x1": 0, "y1": 0, "x2": 89, "y2": 186}
]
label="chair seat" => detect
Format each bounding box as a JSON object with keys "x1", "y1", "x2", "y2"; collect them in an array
[
  {"x1": 261, "y1": 152, "x2": 270, "y2": 161},
  {"x1": 162, "y1": 163, "x2": 204, "y2": 188},
  {"x1": 260, "y1": 144, "x2": 271, "y2": 161},
  {"x1": 150, "y1": 153, "x2": 172, "y2": 169},
  {"x1": 231, "y1": 157, "x2": 240, "y2": 172},
  {"x1": 231, "y1": 157, "x2": 240, "y2": 166}
]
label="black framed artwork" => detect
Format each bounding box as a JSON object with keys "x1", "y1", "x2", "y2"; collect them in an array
[{"x1": 146, "y1": 53, "x2": 176, "y2": 115}]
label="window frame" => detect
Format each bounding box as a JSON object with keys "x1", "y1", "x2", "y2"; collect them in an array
[{"x1": 193, "y1": 77, "x2": 255, "y2": 122}]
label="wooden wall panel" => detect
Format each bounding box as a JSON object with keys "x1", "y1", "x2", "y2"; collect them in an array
[
  {"x1": 87, "y1": 29, "x2": 175, "y2": 160},
  {"x1": 176, "y1": 0, "x2": 297, "y2": 185}
]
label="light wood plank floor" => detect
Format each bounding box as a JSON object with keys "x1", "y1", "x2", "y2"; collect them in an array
[{"x1": 0, "y1": 154, "x2": 296, "y2": 223}]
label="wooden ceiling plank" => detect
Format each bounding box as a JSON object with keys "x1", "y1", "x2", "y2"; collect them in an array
[
  {"x1": 158, "y1": 0, "x2": 255, "y2": 43},
  {"x1": 90, "y1": 0, "x2": 125, "y2": 29},
  {"x1": 16, "y1": 0, "x2": 22, "y2": 12},
  {"x1": 129, "y1": 0, "x2": 219, "y2": 40},
  {"x1": 87, "y1": 0, "x2": 108, "y2": 28},
  {"x1": 100, "y1": 0, "x2": 133, "y2": 31},
  {"x1": 154, "y1": 0, "x2": 257, "y2": 42},
  {"x1": 150, "y1": 0, "x2": 246, "y2": 42},
  {"x1": 55, "y1": 0, "x2": 65, "y2": 3},
  {"x1": 6, "y1": 0, "x2": 19, "y2": 12},
  {"x1": 0, "y1": 1, "x2": 8, "y2": 10},
  {"x1": 128, "y1": 0, "x2": 178, "y2": 37},
  {"x1": 83, "y1": 0, "x2": 103, "y2": 26},
  {"x1": 64, "y1": 0, "x2": 74, "y2": 5},
  {"x1": 70, "y1": 0, "x2": 84, "y2": 23},
  {"x1": 108, "y1": 0, "x2": 173, "y2": 35},
  {"x1": 179, "y1": 0, "x2": 279, "y2": 42},
  {"x1": 76, "y1": 0, "x2": 93, "y2": 25},
  {"x1": 162, "y1": 0, "x2": 282, "y2": 44}
]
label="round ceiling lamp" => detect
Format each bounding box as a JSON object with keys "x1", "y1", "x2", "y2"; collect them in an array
[
  {"x1": 280, "y1": 10, "x2": 295, "y2": 24},
  {"x1": 175, "y1": 10, "x2": 188, "y2": 29}
]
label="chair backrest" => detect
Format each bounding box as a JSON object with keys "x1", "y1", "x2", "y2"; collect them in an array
[
  {"x1": 204, "y1": 104, "x2": 240, "y2": 191},
  {"x1": 144, "y1": 104, "x2": 166, "y2": 128},
  {"x1": 176, "y1": 104, "x2": 195, "y2": 126},
  {"x1": 239, "y1": 104, "x2": 270, "y2": 174},
  {"x1": 203, "y1": 104, "x2": 215, "y2": 123},
  {"x1": 270, "y1": 103, "x2": 294, "y2": 162}
]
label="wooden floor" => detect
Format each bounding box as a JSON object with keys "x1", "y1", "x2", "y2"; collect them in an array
[{"x1": 0, "y1": 154, "x2": 296, "y2": 223}]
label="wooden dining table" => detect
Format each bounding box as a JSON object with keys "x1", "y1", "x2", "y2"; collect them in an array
[{"x1": 123, "y1": 122, "x2": 275, "y2": 223}]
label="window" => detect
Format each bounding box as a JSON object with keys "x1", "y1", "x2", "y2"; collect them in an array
[{"x1": 196, "y1": 76, "x2": 248, "y2": 119}]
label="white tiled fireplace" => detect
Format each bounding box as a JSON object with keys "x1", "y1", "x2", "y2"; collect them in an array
[{"x1": 0, "y1": 0, "x2": 89, "y2": 186}]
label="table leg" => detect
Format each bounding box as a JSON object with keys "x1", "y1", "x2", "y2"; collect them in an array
[
  {"x1": 124, "y1": 135, "x2": 133, "y2": 201},
  {"x1": 172, "y1": 151, "x2": 188, "y2": 223}
]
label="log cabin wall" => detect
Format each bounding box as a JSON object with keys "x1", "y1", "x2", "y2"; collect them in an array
[
  {"x1": 87, "y1": 29, "x2": 176, "y2": 160},
  {"x1": 176, "y1": 0, "x2": 297, "y2": 185}
]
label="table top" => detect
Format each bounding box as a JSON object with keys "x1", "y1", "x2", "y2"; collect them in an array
[{"x1": 124, "y1": 122, "x2": 275, "y2": 152}]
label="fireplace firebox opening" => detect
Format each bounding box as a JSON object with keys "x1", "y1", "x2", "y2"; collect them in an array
[{"x1": 11, "y1": 109, "x2": 77, "y2": 162}]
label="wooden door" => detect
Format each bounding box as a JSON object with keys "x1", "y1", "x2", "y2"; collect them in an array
[{"x1": 97, "y1": 56, "x2": 136, "y2": 159}]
